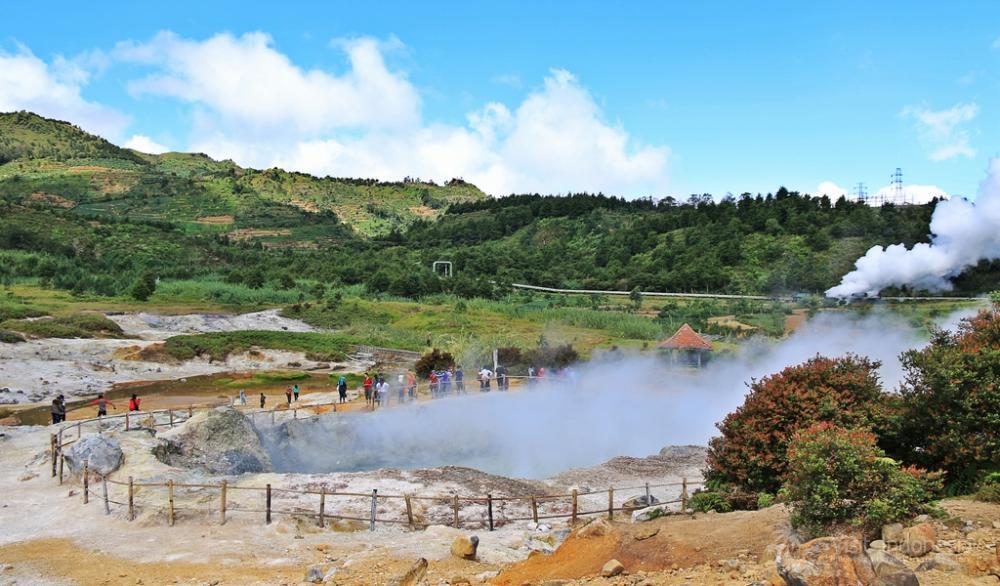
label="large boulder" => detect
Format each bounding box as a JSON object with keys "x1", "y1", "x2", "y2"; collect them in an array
[
  {"x1": 64, "y1": 434, "x2": 123, "y2": 476},
  {"x1": 450, "y1": 535, "x2": 479, "y2": 560},
  {"x1": 776, "y1": 535, "x2": 876, "y2": 586},
  {"x1": 154, "y1": 407, "x2": 271, "y2": 474},
  {"x1": 899, "y1": 523, "x2": 935, "y2": 558}
]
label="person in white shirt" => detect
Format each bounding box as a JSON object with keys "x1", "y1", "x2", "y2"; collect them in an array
[{"x1": 479, "y1": 366, "x2": 492, "y2": 392}]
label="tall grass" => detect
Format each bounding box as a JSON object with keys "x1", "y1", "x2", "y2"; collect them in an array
[{"x1": 153, "y1": 278, "x2": 305, "y2": 306}]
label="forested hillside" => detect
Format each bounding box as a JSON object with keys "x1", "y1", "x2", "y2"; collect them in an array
[{"x1": 1, "y1": 110, "x2": 997, "y2": 302}]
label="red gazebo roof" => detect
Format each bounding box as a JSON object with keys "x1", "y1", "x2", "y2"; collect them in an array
[{"x1": 658, "y1": 323, "x2": 713, "y2": 351}]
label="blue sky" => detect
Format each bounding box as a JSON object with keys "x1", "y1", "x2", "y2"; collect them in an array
[{"x1": 2, "y1": 1, "x2": 999, "y2": 199}]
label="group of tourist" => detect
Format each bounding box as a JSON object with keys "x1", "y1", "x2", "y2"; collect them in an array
[{"x1": 52, "y1": 392, "x2": 145, "y2": 424}]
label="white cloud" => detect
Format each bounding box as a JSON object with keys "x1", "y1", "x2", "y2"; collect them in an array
[
  {"x1": 815, "y1": 181, "x2": 849, "y2": 199},
  {"x1": 0, "y1": 46, "x2": 129, "y2": 138},
  {"x1": 116, "y1": 31, "x2": 421, "y2": 135},
  {"x1": 119, "y1": 33, "x2": 669, "y2": 196},
  {"x1": 123, "y1": 134, "x2": 169, "y2": 154},
  {"x1": 900, "y1": 102, "x2": 978, "y2": 161},
  {"x1": 869, "y1": 183, "x2": 949, "y2": 205}
]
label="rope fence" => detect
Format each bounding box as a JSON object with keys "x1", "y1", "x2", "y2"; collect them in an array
[{"x1": 48, "y1": 377, "x2": 702, "y2": 532}]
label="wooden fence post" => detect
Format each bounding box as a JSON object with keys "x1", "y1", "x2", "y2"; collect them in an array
[
  {"x1": 128, "y1": 477, "x2": 135, "y2": 521},
  {"x1": 571, "y1": 489, "x2": 578, "y2": 525},
  {"x1": 125, "y1": 413, "x2": 130, "y2": 431},
  {"x1": 608, "y1": 487, "x2": 614, "y2": 520},
  {"x1": 50, "y1": 434, "x2": 57, "y2": 477},
  {"x1": 645, "y1": 482, "x2": 651, "y2": 506},
  {"x1": 58, "y1": 447, "x2": 64, "y2": 485},
  {"x1": 102, "y1": 476, "x2": 110, "y2": 515},
  {"x1": 369, "y1": 489, "x2": 377, "y2": 531},
  {"x1": 404, "y1": 495, "x2": 414, "y2": 529},
  {"x1": 452, "y1": 495, "x2": 460, "y2": 528},
  {"x1": 168, "y1": 410, "x2": 174, "y2": 427},
  {"x1": 531, "y1": 496, "x2": 539, "y2": 524},
  {"x1": 83, "y1": 463, "x2": 89, "y2": 504},
  {"x1": 270, "y1": 411, "x2": 275, "y2": 426},
  {"x1": 188, "y1": 405, "x2": 193, "y2": 418},
  {"x1": 681, "y1": 477, "x2": 688, "y2": 512},
  {"x1": 220, "y1": 480, "x2": 227, "y2": 525},
  {"x1": 293, "y1": 408, "x2": 297, "y2": 419},
  {"x1": 318, "y1": 489, "x2": 326, "y2": 528},
  {"x1": 266, "y1": 484, "x2": 272, "y2": 525},
  {"x1": 167, "y1": 480, "x2": 175, "y2": 526},
  {"x1": 487, "y1": 494, "x2": 494, "y2": 531}
]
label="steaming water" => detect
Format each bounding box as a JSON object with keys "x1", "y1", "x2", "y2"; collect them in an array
[{"x1": 258, "y1": 308, "x2": 981, "y2": 479}]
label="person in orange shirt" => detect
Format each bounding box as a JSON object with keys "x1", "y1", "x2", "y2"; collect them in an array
[
  {"x1": 363, "y1": 374, "x2": 374, "y2": 406},
  {"x1": 406, "y1": 371, "x2": 416, "y2": 400}
]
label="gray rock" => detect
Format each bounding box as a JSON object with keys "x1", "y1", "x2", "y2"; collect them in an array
[
  {"x1": 622, "y1": 494, "x2": 660, "y2": 510},
  {"x1": 882, "y1": 523, "x2": 904, "y2": 545},
  {"x1": 915, "y1": 553, "x2": 961, "y2": 572},
  {"x1": 869, "y1": 539, "x2": 887, "y2": 550},
  {"x1": 153, "y1": 407, "x2": 271, "y2": 474},
  {"x1": 868, "y1": 549, "x2": 907, "y2": 577},
  {"x1": 601, "y1": 559, "x2": 625, "y2": 577},
  {"x1": 631, "y1": 504, "x2": 670, "y2": 522},
  {"x1": 64, "y1": 434, "x2": 123, "y2": 476},
  {"x1": 873, "y1": 570, "x2": 919, "y2": 586},
  {"x1": 387, "y1": 558, "x2": 427, "y2": 586},
  {"x1": 304, "y1": 567, "x2": 324, "y2": 583}
]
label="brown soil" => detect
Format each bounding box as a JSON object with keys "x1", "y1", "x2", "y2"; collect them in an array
[
  {"x1": 229, "y1": 228, "x2": 292, "y2": 240},
  {"x1": 409, "y1": 205, "x2": 438, "y2": 218},
  {"x1": 194, "y1": 215, "x2": 235, "y2": 225},
  {"x1": 23, "y1": 191, "x2": 76, "y2": 208},
  {"x1": 289, "y1": 199, "x2": 321, "y2": 213},
  {"x1": 783, "y1": 309, "x2": 809, "y2": 335},
  {"x1": 0, "y1": 537, "x2": 301, "y2": 585},
  {"x1": 493, "y1": 506, "x2": 790, "y2": 585}
]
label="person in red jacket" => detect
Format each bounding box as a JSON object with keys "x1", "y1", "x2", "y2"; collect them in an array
[
  {"x1": 89, "y1": 394, "x2": 116, "y2": 417},
  {"x1": 363, "y1": 374, "x2": 374, "y2": 406},
  {"x1": 127, "y1": 394, "x2": 141, "y2": 412}
]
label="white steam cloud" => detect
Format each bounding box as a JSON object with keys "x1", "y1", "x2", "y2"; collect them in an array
[
  {"x1": 259, "y1": 309, "x2": 975, "y2": 479},
  {"x1": 827, "y1": 158, "x2": 1000, "y2": 298}
]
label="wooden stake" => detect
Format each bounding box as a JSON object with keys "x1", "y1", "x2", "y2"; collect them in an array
[
  {"x1": 125, "y1": 412, "x2": 130, "y2": 431},
  {"x1": 681, "y1": 477, "x2": 688, "y2": 512},
  {"x1": 369, "y1": 489, "x2": 377, "y2": 531},
  {"x1": 77, "y1": 423, "x2": 81, "y2": 439},
  {"x1": 167, "y1": 480, "x2": 175, "y2": 526},
  {"x1": 531, "y1": 496, "x2": 539, "y2": 524},
  {"x1": 571, "y1": 489, "x2": 578, "y2": 525},
  {"x1": 188, "y1": 405, "x2": 193, "y2": 418},
  {"x1": 318, "y1": 489, "x2": 326, "y2": 528},
  {"x1": 404, "y1": 495, "x2": 414, "y2": 529},
  {"x1": 50, "y1": 434, "x2": 57, "y2": 477},
  {"x1": 58, "y1": 447, "x2": 64, "y2": 485},
  {"x1": 128, "y1": 477, "x2": 135, "y2": 521},
  {"x1": 168, "y1": 410, "x2": 174, "y2": 427},
  {"x1": 645, "y1": 482, "x2": 651, "y2": 506},
  {"x1": 487, "y1": 494, "x2": 494, "y2": 531},
  {"x1": 293, "y1": 408, "x2": 297, "y2": 419},
  {"x1": 220, "y1": 480, "x2": 228, "y2": 525},
  {"x1": 102, "y1": 476, "x2": 110, "y2": 515},
  {"x1": 83, "y1": 463, "x2": 89, "y2": 504},
  {"x1": 608, "y1": 487, "x2": 614, "y2": 520},
  {"x1": 265, "y1": 484, "x2": 272, "y2": 525},
  {"x1": 452, "y1": 495, "x2": 460, "y2": 528}
]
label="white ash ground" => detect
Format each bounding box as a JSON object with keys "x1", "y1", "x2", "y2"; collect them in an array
[
  {"x1": 0, "y1": 310, "x2": 367, "y2": 404},
  {"x1": 0, "y1": 411, "x2": 705, "y2": 584}
]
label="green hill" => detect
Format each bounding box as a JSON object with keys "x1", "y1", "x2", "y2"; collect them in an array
[{"x1": 0, "y1": 111, "x2": 486, "y2": 238}]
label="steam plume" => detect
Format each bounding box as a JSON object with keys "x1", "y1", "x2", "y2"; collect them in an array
[
  {"x1": 827, "y1": 158, "x2": 1000, "y2": 298},
  {"x1": 259, "y1": 309, "x2": 975, "y2": 479}
]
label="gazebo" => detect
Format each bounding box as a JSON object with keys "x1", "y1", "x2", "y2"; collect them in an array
[{"x1": 658, "y1": 323, "x2": 713, "y2": 367}]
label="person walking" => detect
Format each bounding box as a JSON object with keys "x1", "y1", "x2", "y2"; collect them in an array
[
  {"x1": 397, "y1": 373, "x2": 405, "y2": 403},
  {"x1": 292, "y1": 384, "x2": 300, "y2": 402},
  {"x1": 127, "y1": 394, "x2": 141, "y2": 412},
  {"x1": 238, "y1": 388, "x2": 247, "y2": 405},
  {"x1": 284, "y1": 386, "x2": 292, "y2": 406},
  {"x1": 441, "y1": 369, "x2": 451, "y2": 396},
  {"x1": 89, "y1": 394, "x2": 116, "y2": 417},
  {"x1": 428, "y1": 370, "x2": 439, "y2": 398},
  {"x1": 496, "y1": 365, "x2": 508, "y2": 391},
  {"x1": 407, "y1": 370, "x2": 416, "y2": 400},
  {"x1": 260, "y1": 392, "x2": 267, "y2": 409},
  {"x1": 50, "y1": 395, "x2": 66, "y2": 424},
  {"x1": 338, "y1": 376, "x2": 348, "y2": 403},
  {"x1": 455, "y1": 366, "x2": 465, "y2": 394},
  {"x1": 479, "y1": 365, "x2": 492, "y2": 392},
  {"x1": 363, "y1": 373, "x2": 374, "y2": 406}
]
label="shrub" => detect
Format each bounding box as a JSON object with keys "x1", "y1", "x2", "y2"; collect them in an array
[
  {"x1": 129, "y1": 271, "x2": 157, "y2": 301},
  {"x1": 756, "y1": 492, "x2": 775, "y2": 509},
  {"x1": 689, "y1": 490, "x2": 732, "y2": 513},
  {"x1": 706, "y1": 355, "x2": 887, "y2": 493},
  {"x1": 1, "y1": 313, "x2": 124, "y2": 339},
  {"x1": 890, "y1": 306, "x2": 1000, "y2": 491},
  {"x1": 784, "y1": 423, "x2": 934, "y2": 538},
  {"x1": 0, "y1": 329, "x2": 25, "y2": 343},
  {"x1": 974, "y1": 472, "x2": 1000, "y2": 503},
  {"x1": 415, "y1": 348, "x2": 454, "y2": 378}
]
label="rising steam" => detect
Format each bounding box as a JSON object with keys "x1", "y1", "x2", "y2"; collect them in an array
[
  {"x1": 258, "y1": 309, "x2": 976, "y2": 479},
  {"x1": 827, "y1": 158, "x2": 1000, "y2": 298}
]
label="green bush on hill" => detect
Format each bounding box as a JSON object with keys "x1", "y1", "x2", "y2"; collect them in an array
[
  {"x1": 162, "y1": 331, "x2": 353, "y2": 362},
  {"x1": 0, "y1": 313, "x2": 124, "y2": 339}
]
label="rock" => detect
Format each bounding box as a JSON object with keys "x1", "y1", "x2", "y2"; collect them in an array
[
  {"x1": 869, "y1": 540, "x2": 887, "y2": 550},
  {"x1": 601, "y1": 559, "x2": 625, "y2": 578},
  {"x1": 720, "y1": 559, "x2": 741, "y2": 571},
  {"x1": 527, "y1": 538, "x2": 555, "y2": 554},
  {"x1": 64, "y1": 434, "x2": 123, "y2": 476},
  {"x1": 304, "y1": 566, "x2": 324, "y2": 583},
  {"x1": 631, "y1": 504, "x2": 669, "y2": 522},
  {"x1": 449, "y1": 577, "x2": 471, "y2": 585},
  {"x1": 872, "y1": 570, "x2": 919, "y2": 586},
  {"x1": 899, "y1": 523, "x2": 935, "y2": 558},
  {"x1": 912, "y1": 514, "x2": 930, "y2": 524},
  {"x1": 577, "y1": 518, "x2": 611, "y2": 538},
  {"x1": 474, "y1": 570, "x2": 499, "y2": 581},
  {"x1": 540, "y1": 580, "x2": 571, "y2": 586},
  {"x1": 776, "y1": 536, "x2": 876, "y2": 586},
  {"x1": 993, "y1": 520, "x2": 1000, "y2": 530},
  {"x1": 387, "y1": 558, "x2": 427, "y2": 586},
  {"x1": 17, "y1": 471, "x2": 37, "y2": 482},
  {"x1": 868, "y1": 549, "x2": 908, "y2": 577},
  {"x1": 622, "y1": 494, "x2": 660, "y2": 510},
  {"x1": 882, "y1": 523, "x2": 905, "y2": 545},
  {"x1": 634, "y1": 525, "x2": 659, "y2": 541},
  {"x1": 153, "y1": 407, "x2": 271, "y2": 474},
  {"x1": 915, "y1": 553, "x2": 961, "y2": 572},
  {"x1": 450, "y1": 535, "x2": 479, "y2": 560}
]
